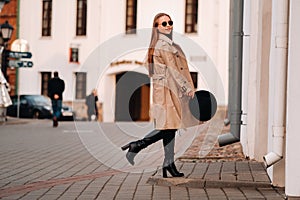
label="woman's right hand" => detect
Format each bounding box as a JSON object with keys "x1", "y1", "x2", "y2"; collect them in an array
[{"x1": 187, "y1": 90, "x2": 195, "y2": 98}]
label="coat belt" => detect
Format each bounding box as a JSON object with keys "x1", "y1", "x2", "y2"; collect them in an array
[{"x1": 152, "y1": 74, "x2": 165, "y2": 80}]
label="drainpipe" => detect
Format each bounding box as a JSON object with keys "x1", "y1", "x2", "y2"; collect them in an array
[
  {"x1": 218, "y1": 0, "x2": 244, "y2": 146},
  {"x1": 263, "y1": 0, "x2": 289, "y2": 168},
  {"x1": 16, "y1": 0, "x2": 20, "y2": 117}
]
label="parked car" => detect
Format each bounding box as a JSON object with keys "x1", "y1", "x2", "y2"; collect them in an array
[
  {"x1": 7, "y1": 95, "x2": 75, "y2": 120},
  {"x1": 60, "y1": 104, "x2": 76, "y2": 121}
]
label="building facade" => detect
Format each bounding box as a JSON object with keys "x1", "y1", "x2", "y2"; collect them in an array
[
  {"x1": 17, "y1": 0, "x2": 229, "y2": 121},
  {"x1": 7, "y1": 0, "x2": 300, "y2": 198}
]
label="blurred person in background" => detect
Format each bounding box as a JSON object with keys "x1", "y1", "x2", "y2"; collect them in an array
[
  {"x1": 0, "y1": 70, "x2": 12, "y2": 122},
  {"x1": 85, "y1": 89, "x2": 98, "y2": 121},
  {"x1": 48, "y1": 71, "x2": 65, "y2": 127}
]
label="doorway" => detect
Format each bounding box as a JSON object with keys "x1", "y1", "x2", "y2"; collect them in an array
[{"x1": 115, "y1": 71, "x2": 150, "y2": 121}]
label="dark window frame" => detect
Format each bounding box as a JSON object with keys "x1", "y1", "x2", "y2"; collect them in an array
[
  {"x1": 125, "y1": 0, "x2": 137, "y2": 34},
  {"x1": 75, "y1": 72, "x2": 87, "y2": 99},
  {"x1": 190, "y1": 72, "x2": 198, "y2": 89},
  {"x1": 76, "y1": 0, "x2": 87, "y2": 36},
  {"x1": 70, "y1": 47, "x2": 79, "y2": 63},
  {"x1": 185, "y1": 0, "x2": 198, "y2": 33},
  {"x1": 42, "y1": 0, "x2": 52, "y2": 37},
  {"x1": 41, "y1": 72, "x2": 52, "y2": 96}
]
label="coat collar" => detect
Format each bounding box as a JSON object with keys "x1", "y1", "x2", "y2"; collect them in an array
[{"x1": 158, "y1": 33, "x2": 173, "y2": 45}]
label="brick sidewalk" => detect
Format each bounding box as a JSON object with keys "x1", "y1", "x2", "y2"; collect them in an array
[{"x1": 0, "y1": 120, "x2": 287, "y2": 199}]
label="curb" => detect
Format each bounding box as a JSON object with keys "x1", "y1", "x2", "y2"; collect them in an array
[
  {"x1": 147, "y1": 176, "x2": 272, "y2": 188},
  {"x1": 0, "y1": 119, "x2": 30, "y2": 125},
  {"x1": 0, "y1": 117, "x2": 42, "y2": 125}
]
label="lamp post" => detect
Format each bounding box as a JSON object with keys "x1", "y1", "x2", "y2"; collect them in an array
[
  {"x1": 0, "y1": 19, "x2": 13, "y2": 121},
  {"x1": 0, "y1": 20, "x2": 14, "y2": 80}
]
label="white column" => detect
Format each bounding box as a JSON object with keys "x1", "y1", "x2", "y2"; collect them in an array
[
  {"x1": 263, "y1": 0, "x2": 289, "y2": 187},
  {"x1": 285, "y1": 0, "x2": 300, "y2": 197},
  {"x1": 240, "y1": 0, "x2": 251, "y2": 158}
]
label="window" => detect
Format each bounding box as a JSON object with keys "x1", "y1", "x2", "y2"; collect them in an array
[
  {"x1": 125, "y1": 0, "x2": 137, "y2": 34},
  {"x1": 41, "y1": 72, "x2": 52, "y2": 96},
  {"x1": 75, "y1": 72, "x2": 86, "y2": 99},
  {"x1": 185, "y1": 0, "x2": 198, "y2": 33},
  {"x1": 190, "y1": 72, "x2": 198, "y2": 89},
  {"x1": 42, "y1": 0, "x2": 52, "y2": 36},
  {"x1": 70, "y1": 48, "x2": 79, "y2": 63},
  {"x1": 76, "y1": 0, "x2": 87, "y2": 36}
]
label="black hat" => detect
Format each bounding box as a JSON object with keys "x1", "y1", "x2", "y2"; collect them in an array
[{"x1": 189, "y1": 90, "x2": 217, "y2": 121}]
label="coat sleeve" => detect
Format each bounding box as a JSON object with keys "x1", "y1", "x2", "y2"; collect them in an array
[{"x1": 154, "y1": 45, "x2": 193, "y2": 95}]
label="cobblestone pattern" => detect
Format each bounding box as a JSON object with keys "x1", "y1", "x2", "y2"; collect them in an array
[{"x1": 0, "y1": 120, "x2": 287, "y2": 200}]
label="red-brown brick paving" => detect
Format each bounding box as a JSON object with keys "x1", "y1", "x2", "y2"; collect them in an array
[{"x1": 181, "y1": 125, "x2": 247, "y2": 162}]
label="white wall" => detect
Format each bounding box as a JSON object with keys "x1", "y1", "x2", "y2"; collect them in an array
[
  {"x1": 242, "y1": 0, "x2": 265, "y2": 159},
  {"x1": 18, "y1": 0, "x2": 102, "y2": 101},
  {"x1": 192, "y1": 0, "x2": 229, "y2": 104}
]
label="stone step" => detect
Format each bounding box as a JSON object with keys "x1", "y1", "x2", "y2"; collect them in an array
[{"x1": 147, "y1": 161, "x2": 272, "y2": 188}]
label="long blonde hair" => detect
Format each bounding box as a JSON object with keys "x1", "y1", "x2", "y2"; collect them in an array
[{"x1": 147, "y1": 13, "x2": 172, "y2": 77}]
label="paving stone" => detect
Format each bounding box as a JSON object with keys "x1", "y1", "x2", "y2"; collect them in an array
[
  {"x1": 19, "y1": 195, "x2": 42, "y2": 200},
  {"x1": 222, "y1": 162, "x2": 236, "y2": 173},
  {"x1": 134, "y1": 185, "x2": 153, "y2": 199},
  {"x1": 221, "y1": 173, "x2": 237, "y2": 182},
  {"x1": 152, "y1": 185, "x2": 170, "y2": 199},
  {"x1": 237, "y1": 173, "x2": 253, "y2": 182},
  {"x1": 188, "y1": 188, "x2": 208, "y2": 200},
  {"x1": 38, "y1": 194, "x2": 62, "y2": 200},
  {"x1": 205, "y1": 188, "x2": 226, "y2": 198},
  {"x1": 180, "y1": 162, "x2": 196, "y2": 176},
  {"x1": 95, "y1": 185, "x2": 119, "y2": 199}
]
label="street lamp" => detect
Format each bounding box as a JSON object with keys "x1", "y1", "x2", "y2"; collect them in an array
[
  {"x1": 0, "y1": 20, "x2": 13, "y2": 42},
  {"x1": 0, "y1": 20, "x2": 14, "y2": 79}
]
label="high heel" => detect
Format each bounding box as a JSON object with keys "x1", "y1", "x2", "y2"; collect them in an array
[
  {"x1": 162, "y1": 164, "x2": 184, "y2": 178},
  {"x1": 161, "y1": 130, "x2": 183, "y2": 178},
  {"x1": 121, "y1": 143, "x2": 130, "y2": 151},
  {"x1": 121, "y1": 140, "x2": 146, "y2": 165},
  {"x1": 121, "y1": 130, "x2": 165, "y2": 166},
  {"x1": 162, "y1": 167, "x2": 168, "y2": 178}
]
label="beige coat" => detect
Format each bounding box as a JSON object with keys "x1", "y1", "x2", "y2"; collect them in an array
[{"x1": 151, "y1": 34, "x2": 199, "y2": 129}]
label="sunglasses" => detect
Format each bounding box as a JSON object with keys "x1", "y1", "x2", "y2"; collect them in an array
[{"x1": 159, "y1": 20, "x2": 173, "y2": 27}]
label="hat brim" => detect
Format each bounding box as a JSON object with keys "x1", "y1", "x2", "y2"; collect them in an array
[{"x1": 189, "y1": 90, "x2": 217, "y2": 121}]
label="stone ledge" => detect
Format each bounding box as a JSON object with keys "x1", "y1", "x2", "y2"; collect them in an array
[{"x1": 147, "y1": 176, "x2": 272, "y2": 188}]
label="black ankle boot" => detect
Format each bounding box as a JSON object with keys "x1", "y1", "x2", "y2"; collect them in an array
[
  {"x1": 162, "y1": 163, "x2": 184, "y2": 178},
  {"x1": 121, "y1": 130, "x2": 164, "y2": 165},
  {"x1": 161, "y1": 130, "x2": 183, "y2": 178},
  {"x1": 121, "y1": 140, "x2": 146, "y2": 165}
]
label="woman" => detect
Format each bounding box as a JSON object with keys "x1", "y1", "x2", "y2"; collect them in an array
[
  {"x1": 0, "y1": 70, "x2": 12, "y2": 122},
  {"x1": 86, "y1": 89, "x2": 99, "y2": 121},
  {"x1": 121, "y1": 13, "x2": 198, "y2": 178}
]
